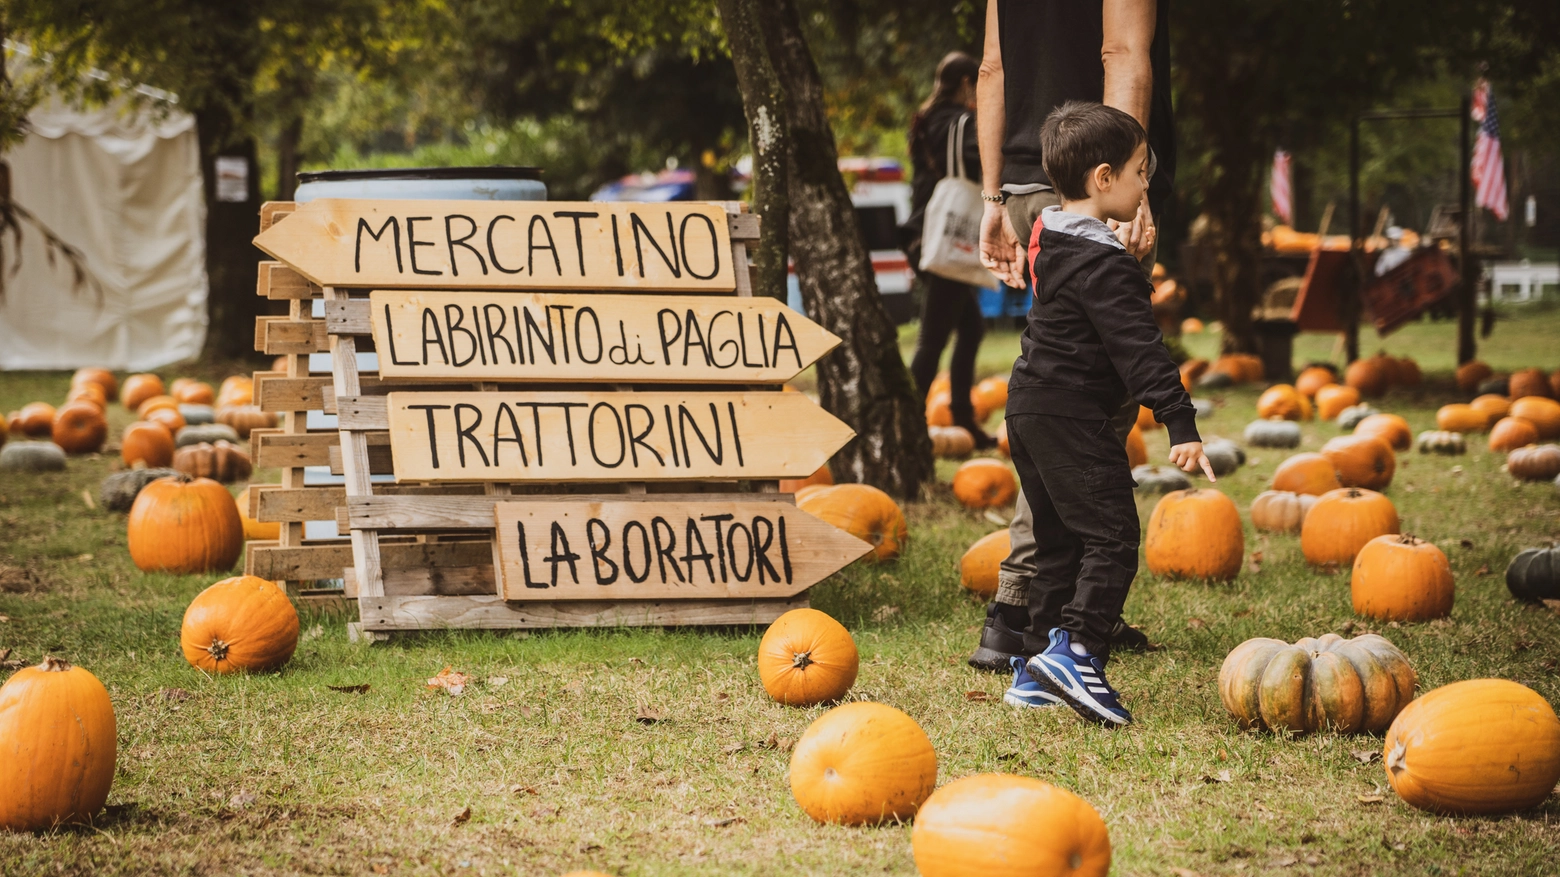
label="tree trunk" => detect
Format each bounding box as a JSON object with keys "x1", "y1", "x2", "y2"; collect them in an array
[
  {"x1": 1204, "y1": 148, "x2": 1265, "y2": 356},
  {"x1": 197, "y1": 105, "x2": 275, "y2": 361},
  {"x1": 714, "y1": 0, "x2": 790, "y2": 301},
  {"x1": 275, "y1": 113, "x2": 303, "y2": 202},
  {"x1": 758, "y1": 0, "x2": 933, "y2": 497}
]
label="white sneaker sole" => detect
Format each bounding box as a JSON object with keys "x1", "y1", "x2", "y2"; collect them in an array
[{"x1": 1029, "y1": 655, "x2": 1132, "y2": 726}]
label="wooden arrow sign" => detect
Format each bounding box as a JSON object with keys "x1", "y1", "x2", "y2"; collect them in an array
[
  {"x1": 253, "y1": 199, "x2": 735, "y2": 291},
  {"x1": 369, "y1": 289, "x2": 838, "y2": 383},
  {"x1": 493, "y1": 499, "x2": 871, "y2": 600},
  {"x1": 386, "y1": 391, "x2": 854, "y2": 482}
]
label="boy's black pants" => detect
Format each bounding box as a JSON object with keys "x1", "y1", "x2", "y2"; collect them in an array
[{"x1": 1005, "y1": 413, "x2": 1139, "y2": 662}]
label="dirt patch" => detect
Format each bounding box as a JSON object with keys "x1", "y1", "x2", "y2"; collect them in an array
[{"x1": 0, "y1": 558, "x2": 44, "y2": 593}]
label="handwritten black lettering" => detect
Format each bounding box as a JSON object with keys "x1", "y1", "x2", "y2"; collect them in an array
[
  {"x1": 528, "y1": 215, "x2": 562, "y2": 277},
  {"x1": 574, "y1": 307, "x2": 603, "y2": 365},
  {"x1": 355, "y1": 217, "x2": 401, "y2": 274},
  {"x1": 586, "y1": 518, "x2": 619, "y2": 585},
  {"x1": 552, "y1": 210, "x2": 599, "y2": 277},
  {"x1": 407, "y1": 404, "x2": 451, "y2": 469},
  {"x1": 487, "y1": 215, "x2": 522, "y2": 274},
  {"x1": 445, "y1": 214, "x2": 488, "y2": 276},
  {"x1": 622, "y1": 521, "x2": 651, "y2": 583},
  {"x1": 624, "y1": 404, "x2": 663, "y2": 467},
  {"x1": 630, "y1": 211, "x2": 681, "y2": 279},
  {"x1": 651, "y1": 517, "x2": 682, "y2": 582},
  {"x1": 453, "y1": 403, "x2": 489, "y2": 467},
  {"x1": 679, "y1": 212, "x2": 721, "y2": 280},
  {"x1": 406, "y1": 216, "x2": 442, "y2": 275},
  {"x1": 586, "y1": 402, "x2": 626, "y2": 468},
  {"x1": 491, "y1": 402, "x2": 528, "y2": 467},
  {"x1": 445, "y1": 305, "x2": 479, "y2": 367},
  {"x1": 545, "y1": 522, "x2": 580, "y2": 586},
  {"x1": 385, "y1": 304, "x2": 417, "y2": 365}
]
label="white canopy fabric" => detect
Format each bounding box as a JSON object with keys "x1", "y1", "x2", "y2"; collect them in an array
[{"x1": 0, "y1": 95, "x2": 207, "y2": 370}]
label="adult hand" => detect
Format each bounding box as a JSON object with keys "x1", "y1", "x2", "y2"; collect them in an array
[
  {"x1": 1107, "y1": 196, "x2": 1157, "y2": 262},
  {"x1": 980, "y1": 201, "x2": 1026, "y2": 287},
  {"x1": 1168, "y1": 441, "x2": 1216, "y2": 482}
]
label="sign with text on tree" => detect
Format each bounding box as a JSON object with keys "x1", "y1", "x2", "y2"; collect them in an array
[
  {"x1": 492, "y1": 500, "x2": 871, "y2": 601},
  {"x1": 385, "y1": 391, "x2": 854, "y2": 482},
  {"x1": 253, "y1": 199, "x2": 735, "y2": 291},
  {"x1": 369, "y1": 289, "x2": 839, "y2": 383}
]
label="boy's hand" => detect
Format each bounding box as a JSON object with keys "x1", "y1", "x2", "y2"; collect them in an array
[
  {"x1": 1169, "y1": 441, "x2": 1216, "y2": 482},
  {"x1": 1107, "y1": 196, "x2": 1157, "y2": 262},
  {"x1": 979, "y1": 201, "x2": 1026, "y2": 288}
]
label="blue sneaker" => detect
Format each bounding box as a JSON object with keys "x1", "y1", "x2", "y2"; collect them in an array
[
  {"x1": 1027, "y1": 628, "x2": 1133, "y2": 727},
  {"x1": 1003, "y1": 656, "x2": 1062, "y2": 709}
]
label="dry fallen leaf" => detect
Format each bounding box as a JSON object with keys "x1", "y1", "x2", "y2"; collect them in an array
[
  {"x1": 704, "y1": 815, "x2": 745, "y2": 827},
  {"x1": 1202, "y1": 769, "x2": 1232, "y2": 783},
  {"x1": 452, "y1": 806, "x2": 471, "y2": 825},
  {"x1": 1357, "y1": 794, "x2": 1385, "y2": 804},
  {"x1": 1273, "y1": 855, "x2": 1298, "y2": 867},
  {"x1": 227, "y1": 791, "x2": 257, "y2": 811},
  {"x1": 1170, "y1": 868, "x2": 1205, "y2": 877},
  {"x1": 510, "y1": 784, "x2": 538, "y2": 796},
  {"x1": 635, "y1": 705, "x2": 666, "y2": 725},
  {"x1": 1476, "y1": 564, "x2": 1491, "y2": 577},
  {"x1": 1351, "y1": 750, "x2": 1380, "y2": 764},
  {"x1": 1543, "y1": 599, "x2": 1560, "y2": 615},
  {"x1": 760, "y1": 733, "x2": 794, "y2": 752},
  {"x1": 1187, "y1": 617, "x2": 1208, "y2": 630},
  {"x1": 303, "y1": 624, "x2": 324, "y2": 640},
  {"x1": 1339, "y1": 620, "x2": 1356, "y2": 635},
  {"x1": 328, "y1": 684, "x2": 370, "y2": 694},
  {"x1": 487, "y1": 676, "x2": 509, "y2": 688},
  {"x1": 964, "y1": 690, "x2": 993, "y2": 702},
  {"x1": 721, "y1": 741, "x2": 746, "y2": 755},
  {"x1": 871, "y1": 604, "x2": 901, "y2": 623},
  {"x1": 160, "y1": 687, "x2": 192, "y2": 702},
  {"x1": 80, "y1": 489, "x2": 96, "y2": 510},
  {"x1": 426, "y1": 666, "x2": 471, "y2": 696}
]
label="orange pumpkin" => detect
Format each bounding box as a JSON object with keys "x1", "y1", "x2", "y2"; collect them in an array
[
  {"x1": 779, "y1": 464, "x2": 833, "y2": 494},
  {"x1": 4, "y1": 410, "x2": 21, "y2": 437},
  {"x1": 951, "y1": 459, "x2": 1018, "y2": 509},
  {"x1": 1135, "y1": 405, "x2": 1159, "y2": 431},
  {"x1": 0, "y1": 416, "x2": 8, "y2": 449},
  {"x1": 1295, "y1": 366, "x2": 1336, "y2": 398},
  {"x1": 1384, "y1": 679, "x2": 1560, "y2": 815},
  {"x1": 127, "y1": 474, "x2": 244, "y2": 573},
  {"x1": 172, "y1": 440, "x2": 253, "y2": 483},
  {"x1": 1321, "y1": 434, "x2": 1395, "y2": 490},
  {"x1": 0, "y1": 657, "x2": 117, "y2": 832},
  {"x1": 215, "y1": 404, "x2": 277, "y2": 438},
  {"x1": 1552, "y1": 368, "x2": 1560, "y2": 399},
  {"x1": 1488, "y1": 416, "x2": 1539, "y2": 452},
  {"x1": 1220, "y1": 633, "x2": 1416, "y2": 735},
  {"x1": 1454, "y1": 361, "x2": 1493, "y2": 394},
  {"x1": 1351, "y1": 534, "x2": 1453, "y2": 622},
  {"x1": 1354, "y1": 414, "x2": 1411, "y2": 451},
  {"x1": 757, "y1": 608, "x2": 858, "y2": 706},
  {"x1": 960, "y1": 529, "x2": 1010, "y2": 598},
  {"x1": 218, "y1": 375, "x2": 254, "y2": 407},
  {"x1": 1125, "y1": 424, "x2": 1148, "y2": 468},
  {"x1": 70, "y1": 367, "x2": 118, "y2": 402},
  {"x1": 1181, "y1": 317, "x2": 1204, "y2": 334},
  {"x1": 65, "y1": 381, "x2": 107, "y2": 410},
  {"x1": 1436, "y1": 403, "x2": 1489, "y2": 433},
  {"x1": 1508, "y1": 368, "x2": 1551, "y2": 400},
  {"x1": 17, "y1": 402, "x2": 56, "y2": 437},
  {"x1": 1395, "y1": 357, "x2": 1422, "y2": 387},
  {"x1": 1468, "y1": 393, "x2": 1511, "y2": 422},
  {"x1": 1179, "y1": 358, "x2": 1209, "y2": 388},
  {"x1": 995, "y1": 421, "x2": 1009, "y2": 457},
  {"x1": 928, "y1": 372, "x2": 952, "y2": 398},
  {"x1": 1344, "y1": 358, "x2": 1388, "y2": 397},
  {"x1": 120, "y1": 373, "x2": 165, "y2": 411},
  {"x1": 971, "y1": 376, "x2": 1008, "y2": 422},
  {"x1": 1270, "y1": 452, "x2": 1341, "y2": 496},
  {"x1": 235, "y1": 486, "x2": 281, "y2": 540},
  {"x1": 789, "y1": 702, "x2": 937, "y2": 825},
  {"x1": 1145, "y1": 488, "x2": 1244, "y2": 581},
  {"x1": 1300, "y1": 488, "x2": 1399, "y2": 568},
  {"x1": 912, "y1": 774, "x2": 1111, "y2": 877},
  {"x1": 1256, "y1": 384, "x2": 1304, "y2": 421},
  {"x1": 1510, "y1": 396, "x2": 1560, "y2": 439},
  {"x1": 145, "y1": 406, "x2": 187, "y2": 434},
  {"x1": 797, "y1": 484, "x2": 907, "y2": 562},
  {"x1": 173, "y1": 380, "x2": 215, "y2": 406},
  {"x1": 1315, "y1": 384, "x2": 1361, "y2": 421},
  {"x1": 925, "y1": 391, "x2": 954, "y2": 427},
  {"x1": 180, "y1": 576, "x2": 299, "y2": 673},
  {"x1": 50, "y1": 401, "x2": 107, "y2": 454},
  {"x1": 1249, "y1": 490, "x2": 1318, "y2": 533},
  {"x1": 121, "y1": 421, "x2": 175, "y2": 468},
  {"x1": 1507, "y1": 444, "x2": 1560, "y2": 482}
]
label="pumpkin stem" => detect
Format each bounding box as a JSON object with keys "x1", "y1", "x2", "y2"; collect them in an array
[
  {"x1": 38, "y1": 655, "x2": 73, "y2": 672},
  {"x1": 791, "y1": 650, "x2": 814, "y2": 670},
  {"x1": 1397, "y1": 533, "x2": 1422, "y2": 546},
  {"x1": 207, "y1": 639, "x2": 230, "y2": 662}
]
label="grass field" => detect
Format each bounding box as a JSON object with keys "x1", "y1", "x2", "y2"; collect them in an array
[{"x1": 1, "y1": 309, "x2": 1558, "y2": 876}]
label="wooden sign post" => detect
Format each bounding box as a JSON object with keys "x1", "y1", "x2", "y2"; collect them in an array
[{"x1": 249, "y1": 199, "x2": 863, "y2": 637}]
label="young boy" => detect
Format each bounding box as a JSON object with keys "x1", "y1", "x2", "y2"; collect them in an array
[{"x1": 999, "y1": 101, "x2": 1214, "y2": 728}]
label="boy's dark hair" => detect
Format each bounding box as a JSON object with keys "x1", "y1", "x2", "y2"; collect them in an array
[{"x1": 1039, "y1": 101, "x2": 1147, "y2": 201}]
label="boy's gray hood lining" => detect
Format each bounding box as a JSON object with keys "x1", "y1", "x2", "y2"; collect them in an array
[{"x1": 1040, "y1": 205, "x2": 1125, "y2": 250}]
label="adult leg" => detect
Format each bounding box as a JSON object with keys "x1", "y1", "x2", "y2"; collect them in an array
[
  {"x1": 909, "y1": 272, "x2": 963, "y2": 406},
  {"x1": 946, "y1": 282, "x2": 991, "y2": 441}
]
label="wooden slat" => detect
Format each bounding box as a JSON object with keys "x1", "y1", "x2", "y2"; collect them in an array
[
  {"x1": 335, "y1": 395, "x2": 389, "y2": 430},
  {"x1": 347, "y1": 491, "x2": 794, "y2": 530},
  {"x1": 259, "y1": 202, "x2": 297, "y2": 232},
  {"x1": 247, "y1": 538, "x2": 494, "y2": 581},
  {"x1": 256, "y1": 261, "x2": 321, "y2": 300},
  {"x1": 256, "y1": 374, "x2": 332, "y2": 412},
  {"x1": 255, "y1": 485, "x2": 345, "y2": 523},
  {"x1": 253, "y1": 429, "x2": 388, "y2": 468},
  {"x1": 357, "y1": 593, "x2": 807, "y2": 631},
  {"x1": 324, "y1": 299, "x2": 372, "y2": 335},
  {"x1": 328, "y1": 442, "x2": 395, "y2": 475},
  {"x1": 727, "y1": 212, "x2": 760, "y2": 242},
  {"x1": 258, "y1": 317, "x2": 329, "y2": 355}
]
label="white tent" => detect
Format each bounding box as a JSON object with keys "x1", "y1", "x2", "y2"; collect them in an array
[{"x1": 0, "y1": 87, "x2": 207, "y2": 370}]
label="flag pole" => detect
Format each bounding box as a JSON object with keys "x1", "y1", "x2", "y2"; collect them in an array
[{"x1": 1458, "y1": 91, "x2": 1474, "y2": 365}]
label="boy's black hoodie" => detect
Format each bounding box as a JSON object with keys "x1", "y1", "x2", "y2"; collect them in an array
[{"x1": 1006, "y1": 206, "x2": 1200, "y2": 446}]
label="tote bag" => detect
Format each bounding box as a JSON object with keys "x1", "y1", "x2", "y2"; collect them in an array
[{"x1": 918, "y1": 113, "x2": 1000, "y2": 288}]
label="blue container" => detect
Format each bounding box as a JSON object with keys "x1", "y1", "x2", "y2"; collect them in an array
[{"x1": 293, "y1": 166, "x2": 547, "y2": 203}]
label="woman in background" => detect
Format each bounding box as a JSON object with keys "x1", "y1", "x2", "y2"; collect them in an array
[{"x1": 903, "y1": 51, "x2": 993, "y2": 447}]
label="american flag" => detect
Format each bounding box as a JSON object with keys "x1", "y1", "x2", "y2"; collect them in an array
[
  {"x1": 1471, "y1": 79, "x2": 1509, "y2": 221},
  {"x1": 1270, "y1": 149, "x2": 1293, "y2": 225}
]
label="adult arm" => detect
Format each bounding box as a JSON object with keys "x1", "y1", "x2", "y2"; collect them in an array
[
  {"x1": 1101, "y1": 0, "x2": 1157, "y2": 261},
  {"x1": 976, "y1": 0, "x2": 1024, "y2": 287}
]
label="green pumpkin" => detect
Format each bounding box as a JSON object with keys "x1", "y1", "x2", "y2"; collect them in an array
[
  {"x1": 100, "y1": 468, "x2": 182, "y2": 512},
  {"x1": 174, "y1": 423, "x2": 240, "y2": 448},
  {"x1": 1415, "y1": 430, "x2": 1467, "y2": 455},
  {"x1": 0, "y1": 441, "x2": 66, "y2": 472},
  {"x1": 1244, "y1": 419, "x2": 1302, "y2": 448},
  {"x1": 1506, "y1": 547, "x2": 1560, "y2": 603},
  {"x1": 1132, "y1": 464, "x2": 1191, "y2": 494}
]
